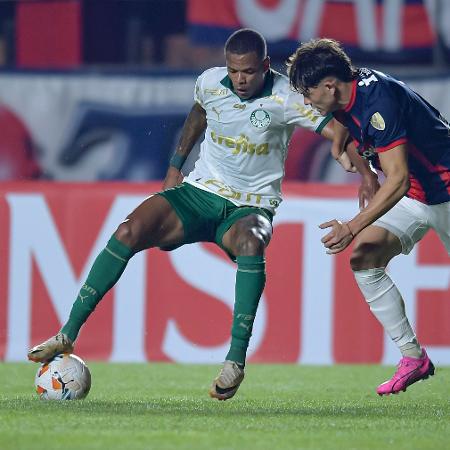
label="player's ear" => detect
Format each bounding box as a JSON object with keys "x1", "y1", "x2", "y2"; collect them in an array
[
  {"x1": 262, "y1": 56, "x2": 270, "y2": 73},
  {"x1": 324, "y1": 78, "x2": 337, "y2": 94}
]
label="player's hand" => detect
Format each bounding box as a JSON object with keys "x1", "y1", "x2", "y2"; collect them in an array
[
  {"x1": 358, "y1": 172, "x2": 380, "y2": 210},
  {"x1": 336, "y1": 152, "x2": 357, "y2": 172},
  {"x1": 162, "y1": 167, "x2": 184, "y2": 190},
  {"x1": 319, "y1": 219, "x2": 355, "y2": 254},
  {"x1": 331, "y1": 141, "x2": 356, "y2": 173}
]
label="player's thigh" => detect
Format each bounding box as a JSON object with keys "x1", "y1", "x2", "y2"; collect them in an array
[
  {"x1": 115, "y1": 193, "x2": 184, "y2": 251},
  {"x1": 430, "y1": 201, "x2": 450, "y2": 255},
  {"x1": 222, "y1": 212, "x2": 272, "y2": 257},
  {"x1": 350, "y1": 225, "x2": 402, "y2": 270},
  {"x1": 351, "y1": 197, "x2": 435, "y2": 270}
]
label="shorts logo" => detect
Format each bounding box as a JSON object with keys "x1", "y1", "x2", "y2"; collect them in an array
[
  {"x1": 360, "y1": 145, "x2": 376, "y2": 160},
  {"x1": 370, "y1": 112, "x2": 385, "y2": 130},
  {"x1": 250, "y1": 109, "x2": 271, "y2": 128}
]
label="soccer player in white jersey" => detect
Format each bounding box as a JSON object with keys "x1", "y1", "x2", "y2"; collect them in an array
[{"x1": 28, "y1": 29, "x2": 378, "y2": 400}]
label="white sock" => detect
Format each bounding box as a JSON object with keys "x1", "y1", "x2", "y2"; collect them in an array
[{"x1": 353, "y1": 268, "x2": 422, "y2": 358}]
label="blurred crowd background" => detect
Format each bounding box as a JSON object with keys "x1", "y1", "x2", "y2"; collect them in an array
[{"x1": 0, "y1": 0, "x2": 449, "y2": 183}]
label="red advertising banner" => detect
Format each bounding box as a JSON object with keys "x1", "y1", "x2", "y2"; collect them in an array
[
  {"x1": 0, "y1": 182, "x2": 448, "y2": 364},
  {"x1": 188, "y1": 0, "x2": 435, "y2": 63},
  {"x1": 16, "y1": 1, "x2": 82, "y2": 68}
]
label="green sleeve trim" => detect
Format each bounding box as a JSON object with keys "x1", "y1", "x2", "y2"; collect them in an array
[{"x1": 315, "y1": 113, "x2": 333, "y2": 135}]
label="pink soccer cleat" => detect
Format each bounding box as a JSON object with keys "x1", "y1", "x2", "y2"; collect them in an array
[{"x1": 377, "y1": 349, "x2": 435, "y2": 396}]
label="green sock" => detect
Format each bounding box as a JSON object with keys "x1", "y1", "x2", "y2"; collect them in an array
[
  {"x1": 61, "y1": 236, "x2": 134, "y2": 342},
  {"x1": 226, "y1": 255, "x2": 266, "y2": 366}
]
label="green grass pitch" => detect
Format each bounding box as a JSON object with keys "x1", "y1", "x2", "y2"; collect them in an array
[{"x1": 0, "y1": 362, "x2": 448, "y2": 450}]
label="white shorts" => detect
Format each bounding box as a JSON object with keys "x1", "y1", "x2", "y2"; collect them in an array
[{"x1": 373, "y1": 196, "x2": 450, "y2": 255}]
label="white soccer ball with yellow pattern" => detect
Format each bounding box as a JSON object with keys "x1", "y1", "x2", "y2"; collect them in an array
[{"x1": 34, "y1": 353, "x2": 91, "y2": 400}]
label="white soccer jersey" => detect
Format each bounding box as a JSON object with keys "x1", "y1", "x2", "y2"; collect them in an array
[{"x1": 185, "y1": 67, "x2": 332, "y2": 212}]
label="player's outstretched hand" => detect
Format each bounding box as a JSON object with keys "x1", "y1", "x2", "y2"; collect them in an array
[
  {"x1": 162, "y1": 167, "x2": 184, "y2": 190},
  {"x1": 319, "y1": 219, "x2": 354, "y2": 254}
]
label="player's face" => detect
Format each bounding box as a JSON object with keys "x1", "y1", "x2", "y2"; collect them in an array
[
  {"x1": 226, "y1": 51, "x2": 270, "y2": 99},
  {"x1": 302, "y1": 79, "x2": 338, "y2": 115}
]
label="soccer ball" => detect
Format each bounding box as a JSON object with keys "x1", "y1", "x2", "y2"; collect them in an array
[{"x1": 35, "y1": 353, "x2": 91, "y2": 400}]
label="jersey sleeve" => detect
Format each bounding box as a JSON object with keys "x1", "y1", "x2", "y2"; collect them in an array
[
  {"x1": 284, "y1": 90, "x2": 332, "y2": 133},
  {"x1": 366, "y1": 92, "x2": 407, "y2": 152},
  {"x1": 193, "y1": 72, "x2": 205, "y2": 107}
]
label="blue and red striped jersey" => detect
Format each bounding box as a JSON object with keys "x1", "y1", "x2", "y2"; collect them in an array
[{"x1": 334, "y1": 68, "x2": 450, "y2": 205}]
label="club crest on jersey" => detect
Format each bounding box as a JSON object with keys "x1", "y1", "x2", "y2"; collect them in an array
[
  {"x1": 250, "y1": 109, "x2": 271, "y2": 128},
  {"x1": 370, "y1": 112, "x2": 385, "y2": 130}
]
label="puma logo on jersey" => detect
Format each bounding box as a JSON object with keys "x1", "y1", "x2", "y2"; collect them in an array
[
  {"x1": 78, "y1": 293, "x2": 89, "y2": 303},
  {"x1": 210, "y1": 131, "x2": 269, "y2": 156},
  {"x1": 212, "y1": 107, "x2": 222, "y2": 121},
  {"x1": 239, "y1": 322, "x2": 251, "y2": 332},
  {"x1": 80, "y1": 283, "x2": 97, "y2": 298}
]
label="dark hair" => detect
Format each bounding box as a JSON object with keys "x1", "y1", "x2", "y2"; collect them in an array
[
  {"x1": 224, "y1": 28, "x2": 267, "y2": 60},
  {"x1": 287, "y1": 38, "x2": 357, "y2": 93}
]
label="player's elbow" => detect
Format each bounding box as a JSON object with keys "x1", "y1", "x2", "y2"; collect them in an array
[
  {"x1": 400, "y1": 172, "x2": 410, "y2": 194},
  {"x1": 395, "y1": 172, "x2": 410, "y2": 196},
  {"x1": 403, "y1": 177, "x2": 410, "y2": 194},
  {"x1": 386, "y1": 170, "x2": 410, "y2": 198}
]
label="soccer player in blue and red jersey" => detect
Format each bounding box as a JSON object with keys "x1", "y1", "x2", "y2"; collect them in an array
[{"x1": 288, "y1": 38, "x2": 449, "y2": 396}]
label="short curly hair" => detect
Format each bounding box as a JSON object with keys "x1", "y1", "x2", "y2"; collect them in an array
[{"x1": 225, "y1": 28, "x2": 267, "y2": 61}]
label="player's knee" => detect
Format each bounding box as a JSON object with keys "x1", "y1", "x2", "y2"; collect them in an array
[
  {"x1": 235, "y1": 229, "x2": 267, "y2": 256},
  {"x1": 114, "y1": 220, "x2": 144, "y2": 250},
  {"x1": 350, "y1": 241, "x2": 385, "y2": 271}
]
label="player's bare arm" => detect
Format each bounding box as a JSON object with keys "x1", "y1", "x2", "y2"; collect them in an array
[
  {"x1": 345, "y1": 143, "x2": 380, "y2": 209},
  {"x1": 322, "y1": 120, "x2": 380, "y2": 206},
  {"x1": 320, "y1": 144, "x2": 409, "y2": 254},
  {"x1": 162, "y1": 102, "x2": 207, "y2": 190},
  {"x1": 327, "y1": 119, "x2": 356, "y2": 173}
]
